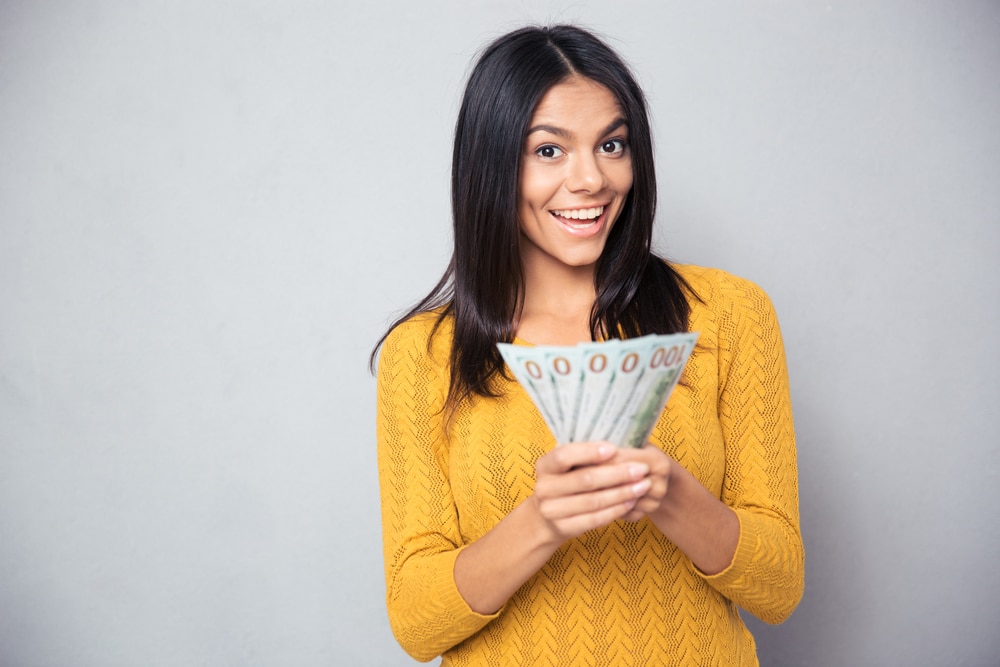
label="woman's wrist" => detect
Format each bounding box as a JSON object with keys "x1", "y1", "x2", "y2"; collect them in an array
[
  {"x1": 454, "y1": 497, "x2": 565, "y2": 614},
  {"x1": 648, "y1": 463, "x2": 739, "y2": 576}
]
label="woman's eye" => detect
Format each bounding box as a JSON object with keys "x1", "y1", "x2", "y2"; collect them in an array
[
  {"x1": 536, "y1": 145, "x2": 564, "y2": 159},
  {"x1": 599, "y1": 139, "x2": 626, "y2": 155}
]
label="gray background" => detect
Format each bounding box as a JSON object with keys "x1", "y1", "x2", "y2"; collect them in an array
[{"x1": 2, "y1": 1, "x2": 998, "y2": 665}]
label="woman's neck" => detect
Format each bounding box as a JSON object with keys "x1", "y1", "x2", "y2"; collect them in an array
[{"x1": 516, "y1": 260, "x2": 598, "y2": 345}]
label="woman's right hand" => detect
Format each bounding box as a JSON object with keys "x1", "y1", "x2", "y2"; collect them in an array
[
  {"x1": 454, "y1": 441, "x2": 650, "y2": 614},
  {"x1": 531, "y1": 441, "x2": 652, "y2": 542}
]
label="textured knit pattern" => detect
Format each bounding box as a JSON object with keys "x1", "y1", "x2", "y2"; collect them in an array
[{"x1": 376, "y1": 265, "x2": 804, "y2": 666}]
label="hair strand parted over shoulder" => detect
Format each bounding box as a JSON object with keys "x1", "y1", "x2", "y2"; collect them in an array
[{"x1": 371, "y1": 25, "x2": 698, "y2": 410}]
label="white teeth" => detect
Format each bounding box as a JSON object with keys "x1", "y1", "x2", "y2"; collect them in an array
[{"x1": 552, "y1": 206, "x2": 604, "y2": 220}]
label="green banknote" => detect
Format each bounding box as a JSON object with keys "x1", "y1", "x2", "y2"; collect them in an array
[{"x1": 497, "y1": 332, "x2": 698, "y2": 447}]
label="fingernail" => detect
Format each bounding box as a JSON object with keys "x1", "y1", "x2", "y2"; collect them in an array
[
  {"x1": 629, "y1": 463, "x2": 649, "y2": 479},
  {"x1": 598, "y1": 444, "x2": 614, "y2": 458},
  {"x1": 632, "y1": 479, "x2": 651, "y2": 495}
]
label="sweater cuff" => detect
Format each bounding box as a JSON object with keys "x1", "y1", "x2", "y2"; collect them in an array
[
  {"x1": 440, "y1": 545, "x2": 506, "y2": 624},
  {"x1": 695, "y1": 508, "x2": 759, "y2": 589}
]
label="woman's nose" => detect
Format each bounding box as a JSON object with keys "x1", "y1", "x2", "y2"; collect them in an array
[{"x1": 565, "y1": 153, "x2": 606, "y2": 194}]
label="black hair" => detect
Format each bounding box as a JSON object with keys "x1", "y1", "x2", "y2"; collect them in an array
[{"x1": 371, "y1": 25, "x2": 695, "y2": 408}]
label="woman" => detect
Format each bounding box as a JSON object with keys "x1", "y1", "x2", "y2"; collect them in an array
[{"x1": 373, "y1": 24, "x2": 803, "y2": 666}]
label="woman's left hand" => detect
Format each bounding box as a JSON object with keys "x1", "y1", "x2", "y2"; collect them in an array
[
  {"x1": 610, "y1": 442, "x2": 740, "y2": 576},
  {"x1": 610, "y1": 443, "x2": 674, "y2": 522}
]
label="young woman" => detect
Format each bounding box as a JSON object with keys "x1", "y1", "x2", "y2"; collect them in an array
[{"x1": 373, "y1": 25, "x2": 803, "y2": 666}]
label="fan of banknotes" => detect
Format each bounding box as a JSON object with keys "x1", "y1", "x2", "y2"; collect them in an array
[{"x1": 497, "y1": 332, "x2": 699, "y2": 448}]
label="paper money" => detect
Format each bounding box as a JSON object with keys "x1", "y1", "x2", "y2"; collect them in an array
[
  {"x1": 574, "y1": 340, "x2": 620, "y2": 442},
  {"x1": 543, "y1": 346, "x2": 584, "y2": 442},
  {"x1": 497, "y1": 332, "x2": 698, "y2": 447},
  {"x1": 497, "y1": 344, "x2": 563, "y2": 437}
]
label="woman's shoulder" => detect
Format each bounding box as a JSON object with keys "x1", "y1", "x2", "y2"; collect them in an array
[
  {"x1": 671, "y1": 263, "x2": 776, "y2": 313},
  {"x1": 375, "y1": 307, "x2": 453, "y2": 410},
  {"x1": 380, "y1": 306, "x2": 454, "y2": 364},
  {"x1": 668, "y1": 263, "x2": 782, "y2": 344}
]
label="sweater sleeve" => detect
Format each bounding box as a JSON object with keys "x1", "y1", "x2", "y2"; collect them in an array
[
  {"x1": 697, "y1": 275, "x2": 805, "y2": 623},
  {"x1": 375, "y1": 317, "x2": 501, "y2": 661}
]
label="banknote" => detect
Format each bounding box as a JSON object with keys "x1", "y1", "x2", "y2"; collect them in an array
[
  {"x1": 496, "y1": 343, "x2": 563, "y2": 438},
  {"x1": 586, "y1": 335, "x2": 659, "y2": 443},
  {"x1": 497, "y1": 332, "x2": 699, "y2": 447},
  {"x1": 543, "y1": 346, "x2": 584, "y2": 443},
  {"x1": 612, "y1": 335, "x2": 695, "y2": 447},
  {"x1": 573, "y1": 340, "x2": 621, "y2": 442}
]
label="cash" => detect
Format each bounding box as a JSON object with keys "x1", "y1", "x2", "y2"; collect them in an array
[{"x1": 497, "y1": 332, "x2": 698, "y2": 447}]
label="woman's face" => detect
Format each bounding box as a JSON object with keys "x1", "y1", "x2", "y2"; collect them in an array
[{"x1": 517, "y1": 76, "x2": 634, "y2": 277}]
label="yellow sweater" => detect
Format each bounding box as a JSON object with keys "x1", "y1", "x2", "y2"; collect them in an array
[{"x1": 376, "y1": 265, "x2": 804, "y2": 665}]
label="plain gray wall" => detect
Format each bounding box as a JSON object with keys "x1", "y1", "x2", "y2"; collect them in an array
[{"x1": 2, "y1": 1, "x2": 998, "y2": 665}]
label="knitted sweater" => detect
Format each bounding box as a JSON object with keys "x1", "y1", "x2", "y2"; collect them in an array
[{"x1": 376, "y1": 265, "x2": 803, "y2": 665}]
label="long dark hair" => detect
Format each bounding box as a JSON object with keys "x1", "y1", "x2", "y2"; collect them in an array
[{"x1": 371, "y1": 25, "x2": 695, "y2": 408}]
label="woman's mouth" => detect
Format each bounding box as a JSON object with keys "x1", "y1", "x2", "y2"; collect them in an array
[{"x1": 550, "y1": 205, "x2": 606, "y2": 233}]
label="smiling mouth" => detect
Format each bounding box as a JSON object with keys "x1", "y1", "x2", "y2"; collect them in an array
[{"x1": 550, "y1": 205, "x2": 605, "y2": 228}]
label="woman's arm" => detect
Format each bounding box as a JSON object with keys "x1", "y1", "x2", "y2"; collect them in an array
[
  {"x1": 377, "y1": 320, "x2": 490, "y2": 660},
  {"x1": 455, "y1": 441, "x2": 653, "y2": 614},
  {"x1": 613, "y1": 446, "x2": 741, "y2": 576},
  {"x1": 378, "y1": 318, "x2": 654, "y2": 658},
  {"x1": 707, "y1": 277, "x2": 804, "y2": 623},
  {"x1": 615, "y1": 276, "x2": 804, "y2": 623}
]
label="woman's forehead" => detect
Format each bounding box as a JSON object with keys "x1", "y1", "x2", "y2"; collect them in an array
[{"x1": 529, "y1": 78, "x2": 626, "y2": 135}]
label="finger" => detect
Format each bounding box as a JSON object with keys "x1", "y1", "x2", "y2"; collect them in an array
[
  {"x1": 539, "y1": 478, "x2": 652, "y2": 522},
  {"x1": 536, "y1": 441, "x2": 616, "y2": 474},
  {"x1": 611, "y1": 445, "x2": 671, "y2": 477},
  {"x1": 535, "y1": 461, "x2": 649, "y2": 500},
  {"x1": 549, "y1": 498, "x2": 639, "y2": 537},
  {"x1": 626, "y1": 476, "x2": 668, "y2": 516},
  {"x1": 622, "y1": 508, "x2": 645, "y2": 522}
]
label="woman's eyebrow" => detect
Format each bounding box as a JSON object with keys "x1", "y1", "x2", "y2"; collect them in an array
[{"x1": 526, "y1": 117, "x2": 628, "y2": 139}]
